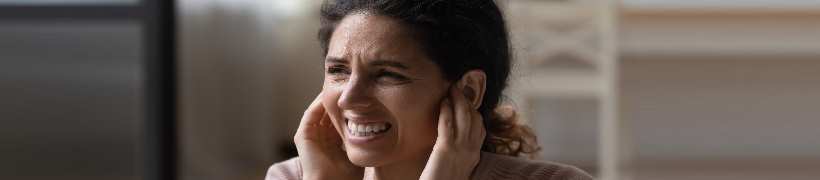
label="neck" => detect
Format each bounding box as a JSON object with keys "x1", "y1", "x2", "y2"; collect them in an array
[{"x1": 368, "y1": 153, "x2": 430, "y2": 180}]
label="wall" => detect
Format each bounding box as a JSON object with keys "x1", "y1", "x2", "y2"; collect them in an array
[
  {"x1": 620, "y1": 9, "x2": 820, "y2": 180},
  {"x1": 177, "y1": 0, "x2": 321, "y2": 179}
]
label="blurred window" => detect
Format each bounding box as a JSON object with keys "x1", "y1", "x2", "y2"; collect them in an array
[
  {"x1": 624, "y1": 0, "x2": 820, "y2": 8},
  {"x1": 0, "y1": 0, "x2": 137, "y2": 5}
]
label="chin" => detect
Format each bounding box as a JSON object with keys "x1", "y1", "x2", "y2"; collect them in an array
[{"x1": 345, "y1": 145, "x2": 393, "y2": 167}]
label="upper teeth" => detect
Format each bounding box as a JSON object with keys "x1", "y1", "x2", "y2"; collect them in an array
[{"x1": 347, "y1": 120, "x2": 389, "y2": 136}]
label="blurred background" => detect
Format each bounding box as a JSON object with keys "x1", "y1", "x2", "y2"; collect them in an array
[{"x1": 2, "y1": 0, "x2": 819, "y2": 180}]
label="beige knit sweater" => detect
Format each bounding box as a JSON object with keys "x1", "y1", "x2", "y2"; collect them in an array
[{"x1": 265, "y1": 152, "x2": 594, "y2": 180}]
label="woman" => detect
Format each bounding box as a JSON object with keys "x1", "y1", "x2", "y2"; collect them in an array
[{"x1": 267, "y1": 0, "x2": 593, "y2": 179}]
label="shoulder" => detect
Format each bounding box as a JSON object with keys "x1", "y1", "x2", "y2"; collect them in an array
[
  {"x1": 265, "y1": 157, "x2": 302, "y2": 180},
  {"x1": 472, "y1": 152, "x2": 594, "y2": 180}
]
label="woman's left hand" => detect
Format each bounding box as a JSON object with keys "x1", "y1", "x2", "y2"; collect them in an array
[{"x1": 420, "y1": 86, "x2": 487, "y2": 180}]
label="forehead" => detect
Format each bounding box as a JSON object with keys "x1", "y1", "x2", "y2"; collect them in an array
[{"x1": 326, "y1": 13, "x2": 427, "y2": 66}]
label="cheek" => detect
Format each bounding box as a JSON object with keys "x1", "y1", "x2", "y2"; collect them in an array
[
  {"x1": 321, "y1": 80, "x2": 343, "y2": 113},
  {"x1": 384, "y1": 89, "x2": 441, "y2": 142},
  {"x1": 320, "y1": 88, "x2": 345, "y2": 132}
]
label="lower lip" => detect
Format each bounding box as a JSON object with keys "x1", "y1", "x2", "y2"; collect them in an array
[{"x1": 345, "y1": 121, "x2": 390, "y2": 145}]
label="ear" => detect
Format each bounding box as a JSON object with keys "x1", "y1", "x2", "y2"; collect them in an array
[{"x1": 457, "y1": 70, "x2": 487, "y2": 110}]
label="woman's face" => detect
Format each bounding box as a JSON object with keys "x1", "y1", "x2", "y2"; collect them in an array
[{"x1": 321, "y1": 13, "x2": 450, "y2": 167}]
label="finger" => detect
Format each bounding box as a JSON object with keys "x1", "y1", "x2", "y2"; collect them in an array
[
  {"x1": 298, "y1": 92, "x2": 326, "y2": 130},
  {"x1": 471, "y1": 111, "x2": 486, "y2": 143},
  {"x1": 437, "y1": 98, "x2": 455, "y2": 142},
  {"x1": 319, "y1": 109, "x2": 331, "y2": 126},
  {"x1": 450, "y1": 86, "x2": 472, "y2": 141},
  {"x1": 320, "y1": 112, "x2": 343, "y2": 144}
]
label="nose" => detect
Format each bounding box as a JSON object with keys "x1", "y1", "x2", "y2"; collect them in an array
[{"x1": 337, "y1": 74, "x2": 374, "y2": 111}]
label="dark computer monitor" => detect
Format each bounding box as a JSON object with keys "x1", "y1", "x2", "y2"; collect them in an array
[{"x1": 0, "y1": 1, "x2": 176, "y2": 180}]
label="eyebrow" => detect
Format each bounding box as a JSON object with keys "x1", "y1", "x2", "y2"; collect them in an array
[{"x1": 325, "y1": 57, "x2": 410, "y2": 70}]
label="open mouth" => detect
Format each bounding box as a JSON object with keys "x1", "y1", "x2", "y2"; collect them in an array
[{"x1": 345, "y1": 118, "x2": 392, "y2": 137}]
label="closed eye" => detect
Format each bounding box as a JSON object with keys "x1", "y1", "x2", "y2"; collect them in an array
[
  {"x1": 377, "y1": 70, "x2": 411, "y2": 84},
  {"x1": 327, "y1": 65, "x2": 350, "y2": 75}
]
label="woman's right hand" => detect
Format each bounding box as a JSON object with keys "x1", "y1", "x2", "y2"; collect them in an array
[{"x1": 294, "y1": 92, "x2": 363, "y2": 180}]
